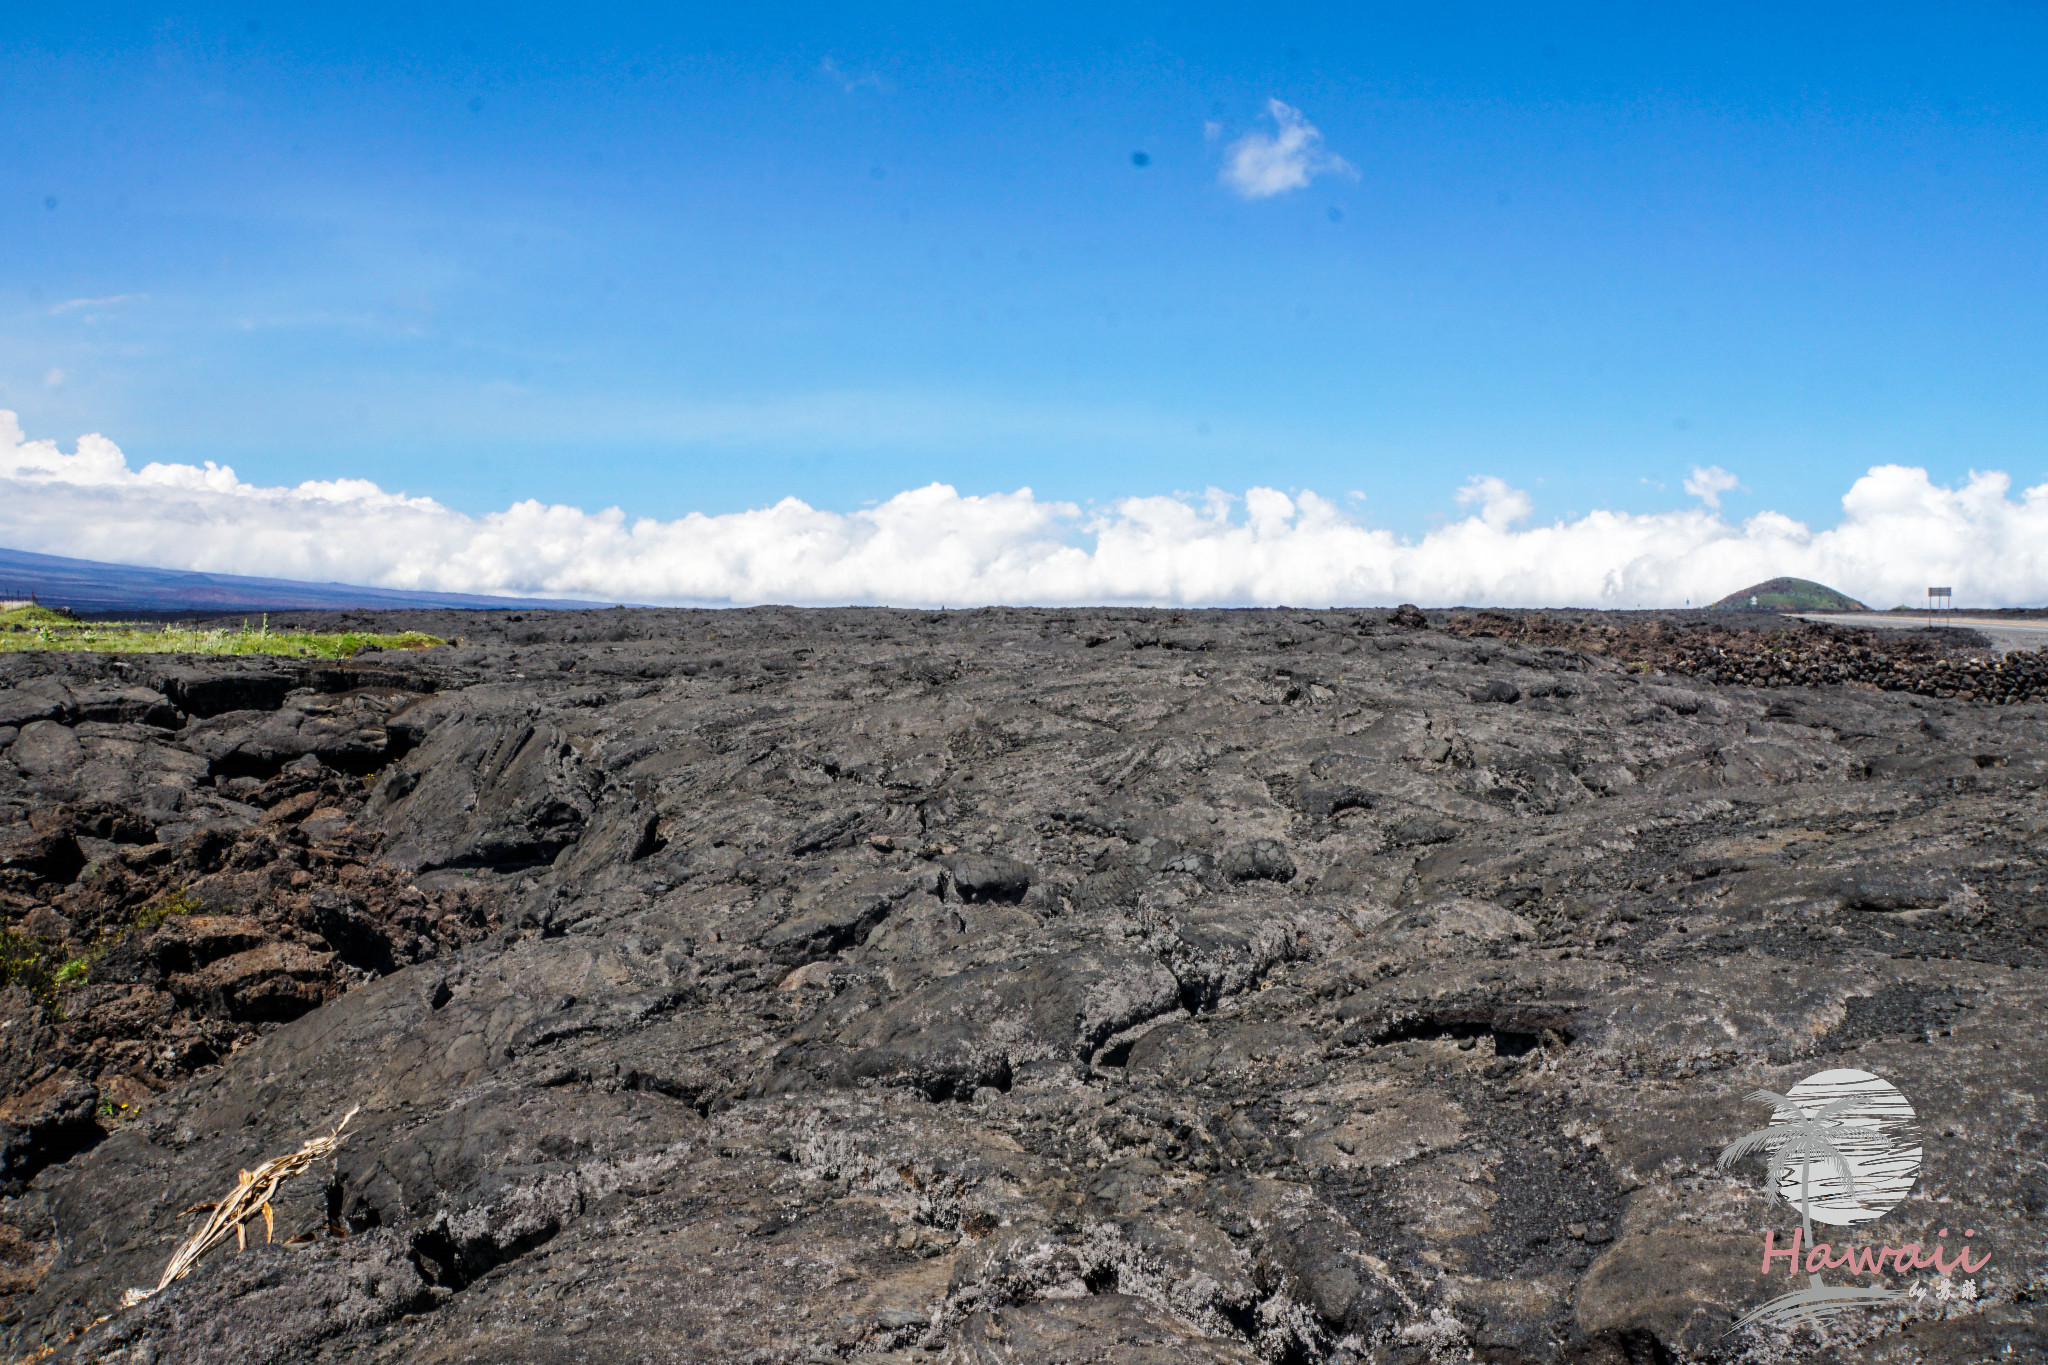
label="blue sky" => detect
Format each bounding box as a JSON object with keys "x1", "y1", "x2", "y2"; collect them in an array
[{"x1": 6, "y1": 2, "x2": 2048, "y2": 541}]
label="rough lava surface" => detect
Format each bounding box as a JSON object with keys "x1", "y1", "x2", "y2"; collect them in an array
[{"x1": 0, "y1": 606, "x2": 2043, "y2": 1364}]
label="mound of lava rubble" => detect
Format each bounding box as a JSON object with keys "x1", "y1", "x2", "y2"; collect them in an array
[{"x1": 1446, "y1": 611, "x2": 2048, "y2": 704}]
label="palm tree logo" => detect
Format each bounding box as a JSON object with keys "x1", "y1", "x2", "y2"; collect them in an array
[{"x1": 1717, "y1": 1070, "x2": 1920, "y2": 1331}]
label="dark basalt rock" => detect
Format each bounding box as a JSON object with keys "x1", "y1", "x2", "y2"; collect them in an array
[
  {"x1": 0, "y1": 694, "x2": 63, "y2": 729},
  {"x1": 0, "y1": 1071, "x2": 100, "y2": 1191},
  {"x1": 941, "y1": 852, "x2": 1035, "y2": 903},
  {"x1": 0, "y1": 605, "x2": 2041, "y2": 1362},
  {"x1": 1217, "y1": 838, "x2": 1297, "y2": 883},
  {"x1": 148, "y1": 666, "x2": 298, "y2": 719}
]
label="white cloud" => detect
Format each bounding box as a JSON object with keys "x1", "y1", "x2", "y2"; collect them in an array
[
  {"x1": 5, "y1": 410, "x2": 2048, "y2": 609},
  {"x1": 49, "y1": 294, "x2": 144, "y2": 316},
  {"x1": 1219, "y1": 100, "x2": 1355, "y2": 200},
  {"x1": 41, "y1": 368, "x2": 64, "y2": 388},
  {"x1": 819, "y1": 57, "x2": 889, "y2": 94},
  {"x1": 1684, "y1": 464, "x2": 1741, "y2": 509},
  {"x1": 1454, "y1": 475, "x2": 1533, "y2": 530}
]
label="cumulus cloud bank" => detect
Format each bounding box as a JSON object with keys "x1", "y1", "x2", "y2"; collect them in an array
[
  {"x1": 1219, "y1": 100, "x2": 1356, "y2": 200},
  {"x1": 4, "y1": 410, "x2": 2046, "y2": 609}
]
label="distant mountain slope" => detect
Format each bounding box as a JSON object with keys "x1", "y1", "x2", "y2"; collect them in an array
[
  {"x1": 0, "y1": 546, "x2": 609, "y2": 615},
  {"x1": 1708, "y1": 576, "x2": 1869, "y2": 612}
]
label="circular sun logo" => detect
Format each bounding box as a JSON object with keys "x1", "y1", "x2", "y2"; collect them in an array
[
  {"x1": 1767, "y1": 1069, "x2": 1922, "y2": 1227},
  {"x1": 1717, "y1": 1066, "x2": 1932, "y2": 1332}
]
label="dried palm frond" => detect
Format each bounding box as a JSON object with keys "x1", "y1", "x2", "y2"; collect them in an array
[{"x1": 118, "y1": 1105, "x2": 359, "y2": 1310}]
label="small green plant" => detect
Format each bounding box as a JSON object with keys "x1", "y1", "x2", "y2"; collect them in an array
[
  {"x1": 134, "y1": 889, "x2": 204, "y2": 933},
  {"x1": 0, "y1": 889, "x2": 206, "y2": 1010},
  {"x1": 0, "y1": 925, "x2": 121, "y2": 1010},
  {"x1": 0, "y1": 927, "x2": 66, "y2": 1008}
]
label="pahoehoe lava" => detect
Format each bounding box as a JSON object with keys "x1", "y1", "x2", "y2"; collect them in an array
[{"x1": 1, "y1": 605, "x2": 2042, "y2": 1363}]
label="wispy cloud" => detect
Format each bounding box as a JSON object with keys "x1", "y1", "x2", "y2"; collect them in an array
[
  {"x1": 1684, "y1": 464, "x2": 1742, "y2": 509},
  {"x1": 4, "y1": 411, "x2": 2046, "y2": 609},
  {"x1": 819, "y1": 57, "x2": 890, "y2": 94},
  {"x1": 1219, "y1": 100, "x2": 1355, "y2": 200},
  {"x1": 49, "y1": 294, "x2": 145, "y2": 316}
]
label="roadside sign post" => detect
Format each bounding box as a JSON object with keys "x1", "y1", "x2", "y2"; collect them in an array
[{"x1": 1927, "y1": 587, "x2": 1951, "y2": 615}]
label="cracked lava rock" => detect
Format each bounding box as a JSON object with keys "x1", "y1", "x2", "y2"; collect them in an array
[{"x1": 0, "y1": 606, "x2": 2043, "y2": 1363}]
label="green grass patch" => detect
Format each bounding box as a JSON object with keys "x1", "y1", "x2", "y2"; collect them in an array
[
  {"x1": 0, "y1": 889, "x2": 205, "y2": 1008},
  {"x1": 0, "y1": 607, "x2": 444, "y2": 658},
  {"x1": 133, "y1": 888, "x2": 204, "y2": 934},
  {"x1": 0, "y1": 928, "x2": 72, "y2": 1009},
  {"x1": 0, "y1": 604, "x2": 80, "y2": 626}
]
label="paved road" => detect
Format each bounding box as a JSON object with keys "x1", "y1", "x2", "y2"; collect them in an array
[{"x1": 1795, "y1": 612, "x2": 2048, "y2": 655}]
